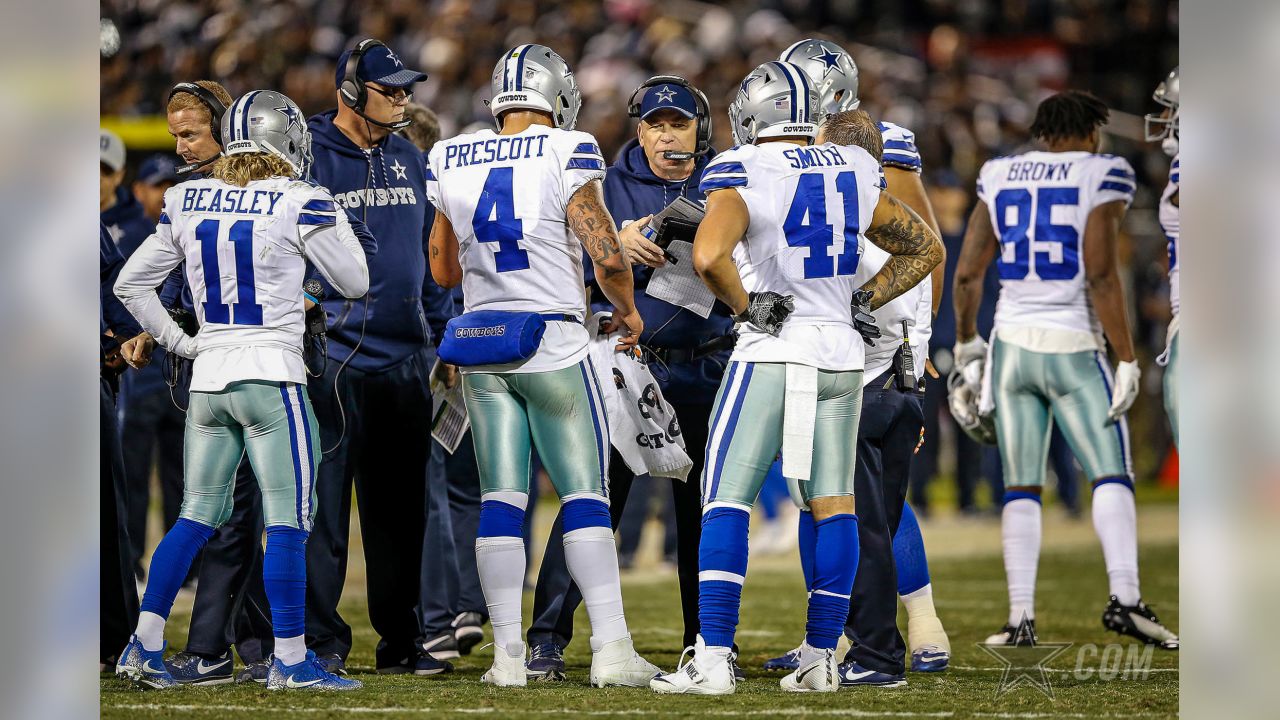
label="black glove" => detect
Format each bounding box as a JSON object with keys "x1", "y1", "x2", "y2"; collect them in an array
[
  {"x1": 735, "y1": 291, "x2": 795, "y2": 336},
  {"x1": 851, "y1": 289, "x2": 880, "y2": 346}
]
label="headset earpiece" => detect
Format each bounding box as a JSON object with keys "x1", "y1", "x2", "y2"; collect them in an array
[{"x1": 339, "y1": 38, "x2": 386, "y2": 113}]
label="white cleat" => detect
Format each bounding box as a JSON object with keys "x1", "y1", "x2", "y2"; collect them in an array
[
  {"x1": 649, "y1": 636, "x2": 735, "y2": 695},
  {"x1": 589, "y1": 635, "x2": 662, "y2": 688},
  {"x1": 907, "y1": 614, "x2": 952, "y2": 672},
  {"x1": 481, "y1": 642, "x2": 527, "y2": 688},
  {"x1": 780, "y1": 644, "x2": 839, "y2": 692}
]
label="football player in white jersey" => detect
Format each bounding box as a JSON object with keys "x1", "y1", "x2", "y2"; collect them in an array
[
  {"x1": 426, "y1": 44, "x2": 660, "y2": 689},
  {"x1": 1146, "y1": 67, "x2": 1180, "y2": 445},
  {"x1": 953, "y1": 90, "x2": 1178, "y2": 648},
  {"x1": 113, "y1": 91, "x2": 369, "y2": 690},
  {"x1": 765, "y1": 38, "x2": 952, "y2": 680},
  {"x1": 650, "y1": 61, "x2": 942, "y2": 695}
]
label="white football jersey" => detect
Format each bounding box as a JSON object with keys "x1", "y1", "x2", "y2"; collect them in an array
[
  {"x1": 1160, "y1": 154, "x2": 1180, "y2": 316},
  {"x1": 976, "y1": 151, "x2": 1135, "y2": 340},
  {"x1": 879, "y1": 121, "x2": 923, "y2": 174},
  {"x1": 427, "y1": 126, "x2": 607, "y2": 373},
  {"x1": 116, "y1": 177, "x2": 367, "y2": 392},
  {"x1": 699, "y1": 141, "x2": 884, "y2": 371}
]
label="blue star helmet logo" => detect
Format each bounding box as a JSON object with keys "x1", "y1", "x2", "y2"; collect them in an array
[
  {"x1": 654, "y1": 85, "x2": 677, "y2": 103},
  {"x1": 811, "y1": 47, "x2": 844, "y2": 77},
  {"x1": 275, "y1": 105, "x2": 301, "y2": 133}
]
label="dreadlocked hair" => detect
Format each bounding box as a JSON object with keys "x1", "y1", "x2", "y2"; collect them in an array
[
  {"x1": 210, "y1": 152, "x2": 296, "y2": 187},
  {"x1": 1029, "y1": 90, "x2": 1110, "y2": 144}
]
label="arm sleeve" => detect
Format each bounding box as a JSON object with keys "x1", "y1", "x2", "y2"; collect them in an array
[
  {"x1": 880, "y1": 122, "x2": 923, "y2": 173},
  {"x1": 425, "y1": 146, "x2": 444, "y2": 212},
  {"x1": 113, "y1": 211, "x2": 196, "y2": 357},
  {"x1": 1095, "y1": 156, "x2": 1137, "y2": 209},
  {"x1": 558, "y1": 132, "x2": 607, "y2": 210},
  {"x1": 100, "y1": 224, "x2": 142, "y2": 338},
  {"x1": 297, "y1": 188, "x2": 370, "y2": 299}
]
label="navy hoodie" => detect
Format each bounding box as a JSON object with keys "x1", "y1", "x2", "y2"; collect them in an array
[
  {"x1": 596, "y1": 139, "x2": 734, "y2": 402},
  {"x1": 307, "y1": 110, "x2": 452, "y2": 373},
  {"x1": 103, "y1": 187, "x2": 172, "y2": 396}
]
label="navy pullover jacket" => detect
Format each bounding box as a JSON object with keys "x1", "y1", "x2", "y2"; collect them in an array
[
  {"x1": 596, "y1": 139, "x2": 734, "y2": 401},
  {"x1": 307, "y1": 110, "x2": 452, "y2": 372}
]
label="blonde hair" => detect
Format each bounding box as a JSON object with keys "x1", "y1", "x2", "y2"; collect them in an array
[
  {"x1": 210, "y1": 152, "x2": 296, "y2": 187},
  {"x1": 822, "y1": 110, "x2": 884, "y2": 162},
  {"x1": 166, "y1": 80, "x2": 234, "y2": 123}
]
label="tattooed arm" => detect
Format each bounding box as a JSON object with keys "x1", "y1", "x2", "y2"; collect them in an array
[
  {"x1": 860, "y1": 192, "x2": 945, "y2": 310},
  {"x1": 884, "y1": 167, "x2": 946, "y2": 316},
  {"x1": 428, "y1": 209, "x2": 462, "y2": 288},
  {"x1": 567, "y1": 180, "x2": 642, "y2": 348},
  {"x1": 953, "y1": 200, "x2": 997, "y2": 342}
]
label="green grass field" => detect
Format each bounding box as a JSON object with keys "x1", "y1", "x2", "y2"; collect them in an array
[{"x1": 101, "y1": 502, "x2": 1178, "y2": 719}]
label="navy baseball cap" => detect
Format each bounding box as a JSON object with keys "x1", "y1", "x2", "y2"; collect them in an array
[
  {"x1": 137, "y1": 154, "x2": 180, "y2": 186},
  {"x1": 335, "y1": 43, "x2": 428, "y2": 89},
  {"x1": 639, "y1": 83, "x2": 699, "y2": 120}
]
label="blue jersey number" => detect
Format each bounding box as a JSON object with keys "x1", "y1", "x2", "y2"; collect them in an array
[
  {"x1": 473, "y1": 167, "x2": 529, "y2": 272},
  {"x1": 195, "y1": 218, "x2": 263, "y2": 325},
  {"x1": 994, "y1": 187, "x2": 1080, "y2": 281},
  {"x1": 782, "y1": 171, "x2": 861, "y2": 279}
]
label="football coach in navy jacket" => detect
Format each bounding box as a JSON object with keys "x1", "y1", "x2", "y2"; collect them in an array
[
  {"x1": 304, "y1": 38, "x2": 454, "y2": 676},
  {"x1": 525, "y1": 77, "x2": 736, "y2": 677}
]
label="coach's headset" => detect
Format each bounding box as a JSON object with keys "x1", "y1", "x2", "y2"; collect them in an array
[
  {"x1": 168, "y1": 82, "x2": 228, "y2": 175},
  {"x1": 626, "y1": 75, "x2": 712, "y2": 160},
  {"x1": 339, "y1": 38, "x2": 412, "y2": 131}
]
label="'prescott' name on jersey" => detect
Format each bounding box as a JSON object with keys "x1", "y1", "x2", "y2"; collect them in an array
[
  {"x1": 179, "y1": 186, "x2": 285, "y2": 215},
  {"x1": 441, "y1": 134, "x2": 549, "y2": 169}
]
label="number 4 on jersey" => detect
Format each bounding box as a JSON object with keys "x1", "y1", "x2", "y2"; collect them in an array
[{"x1": 473, "y1": 167, "x2": 530, "y2": 272}]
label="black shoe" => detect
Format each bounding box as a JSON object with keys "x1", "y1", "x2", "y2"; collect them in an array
[
  {"x1": 451, "y1": 612, "x2": 486, "y2": 656},
  {"x1": 1102, "y1": 596, "x2": 1179, "y2": 649},
  {"x1": 164, "y1": 650, "x2": 233, "y2": 685},
  {"x1": 984, "y1": 618, "x2": 1038, "y2": 646},
  {"x1": 315, "y1": 653, "x2": 347, "y2": 675},
  {"x1": 527, "y1": 641, "x2": 566, "y2": 681},
  {"x1": 422, "y1": 632, "x2": 461, "y2": 660},
  {"x1": 234, "y1": 659, "x2": 270, "y2": 684},
  {"x1": 730, "y1": 654, "x2": 746, "y2": 682},
  {"x1": 414, "y1": 653, "x2": 454, "y2": 676}
]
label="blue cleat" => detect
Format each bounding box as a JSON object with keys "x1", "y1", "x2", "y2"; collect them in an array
[
  {"x1": 762, "y1": 646, "x2": 801, "y2": 672},
  {"x1": 165, "y1": 650, "x2": 233, "y2": 685},
  {"x1": 115, "y1": 635, "x2": 179, "y2": 689},
  {"x1": 837, "y1": 659, "x2": 907, "y2": 688},
  {"x1": 526, "y1": 641, "x2": 565, "y2": 681},
  {"x1": 910, "y1": 646, "x2": 950, "y2": 673},
  {"x1": 266, "y1": 651, "x2": 363, "y2": 691}
]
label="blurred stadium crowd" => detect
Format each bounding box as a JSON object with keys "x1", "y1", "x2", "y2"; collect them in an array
[{"x1": 100, "y1": 0, "x2": 1179, "y2": 499}]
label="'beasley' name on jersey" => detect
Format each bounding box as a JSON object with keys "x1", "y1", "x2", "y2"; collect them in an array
[{"x1": 180, "y1": 186, "x2": 284, "y2": 215}]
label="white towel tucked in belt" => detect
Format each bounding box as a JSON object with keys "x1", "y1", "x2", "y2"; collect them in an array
[
  {"x1": 782, "y1": 363, "x2": 818, "y2": 482},
  {"x1": 587, "y1": 312, "x2": 693, "y2": 481}
]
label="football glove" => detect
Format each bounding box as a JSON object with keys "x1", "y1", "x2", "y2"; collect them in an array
[
  {"x1": 953, "y1": 335, "x2": 987, "y2": 368},
  {"x1": 1107, "y1": 360, "x2": 1141, "y2": 422},
  {"x1": 851, "y1": 289, "x2": 881, "y2": 346},
  {"x1": 947, "y1": 369, "x2": 996, "y2": 445},
  {"x1": 735, "y1": 291, "x2": 795, "y2": 336}
]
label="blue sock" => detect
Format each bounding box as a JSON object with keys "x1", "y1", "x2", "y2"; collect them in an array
[
  {"x1": 893, "y1": 502, "x2": 931, "y2": 596},
  {"x1": 140, "y1": 518, "x2": 215, "y2": 619},
  {"x1": 698, "y1": 506, "x2": 750, "y2": 648},
  {"x1": 806, "y1": 513, "x2": 858, "y2": 650},
  {"x1": 264, "y1": 526, "x2": 309, "y2": 639},
  {"x1": 798, "y1": 510, "x2": 816, "y2": 590}
]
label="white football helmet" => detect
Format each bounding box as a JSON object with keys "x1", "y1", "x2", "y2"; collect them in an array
[{"x1": 489, "y1": 44, "x2": 582, "y2": 130}]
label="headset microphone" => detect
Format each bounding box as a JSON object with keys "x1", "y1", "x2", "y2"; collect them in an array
[
  {"x1": 662, "y1": 151, "x2": 695, "y2": 161},
  {"x1": 176, "y1": 153, "x2": 222, "y2": 176},
  {"x1": 339, "y1": 39, "x2": 415, "y2": 131}
]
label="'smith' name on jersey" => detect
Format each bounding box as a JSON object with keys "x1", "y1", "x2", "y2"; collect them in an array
[
  {"x1": 784, "y1": 145, "x2": 848, "y2": 169},
  {"x1": 180, "y1": 187, "x2": 285, "y2": 215},
  {"x1": 441, "y1": 135, "x2": 550, "y2": 169}
]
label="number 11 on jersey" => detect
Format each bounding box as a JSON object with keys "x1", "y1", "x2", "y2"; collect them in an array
[{"x1": 196, "y1": 218, "x2": 264, "y2": 326}]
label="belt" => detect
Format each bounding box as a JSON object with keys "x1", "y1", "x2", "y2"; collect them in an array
[
  {"x1": 540, "y1": 313, "x2": 582, "y2": 324},
  {"x1": 646, "y1": 333, "x2": 736, "y2": 365}
]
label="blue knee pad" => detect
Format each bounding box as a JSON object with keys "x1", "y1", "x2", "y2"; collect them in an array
[
  {"x1": 798, "y1": 510, "x2": 816, "y2": 590},
  {"x1": 893, "y1": 502, "x2": 931, "y2": 596},
  {"x1": 563, "y1": 496, "x2": 611, "y2": 532},
  {"x1": 806, "y1": 513, "x2": 858, "y2": 650},
  {"x1": 140, "y1": 518, "x2": 215, "y2": 619},
  {"x1": 699, "y1": 506, "x2": 750, "y2": 648},
  {"x1": 479, "y1": 499, "x2": 526, "y2": 538},
  {"x1": 264, "y1": 526, "x2": 308, "y2": 638}
]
